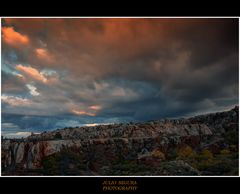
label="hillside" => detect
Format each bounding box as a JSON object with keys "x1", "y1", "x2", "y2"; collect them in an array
[{"x1": 2, "y1": 106, "x2": 239, "y2": 176}]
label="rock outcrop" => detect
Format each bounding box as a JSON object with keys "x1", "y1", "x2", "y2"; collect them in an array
[{"x1": 1, "y1": 106, "x2": 238, "y2": 175}]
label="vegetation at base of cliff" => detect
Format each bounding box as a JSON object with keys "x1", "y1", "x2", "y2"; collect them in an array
[
  {"x1": 42, "y1": 147, "x2": 86, "y2": 175},
  {"x1": 224, "y1": 129, "x2": 238, "y2": 145},
  {"x1": 40, "y1": 142, "x2": 238, "y2": 176},
  {"x1": 39, "y1": 124, "x2": 240, "y2": 176},
  {"x1": 175, "y1": 145, "x2": 239, "y2": 175}
]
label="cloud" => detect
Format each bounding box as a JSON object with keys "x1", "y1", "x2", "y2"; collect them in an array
[
  {"x1": 2, "y1": 122, "x2": 20, "y2": 130},
  {"x1": 35, "y1": 48, "x2": 53, "y2": 62},
  {"x1": 26, "y1": 84, "x2": 40, "y2": 96},
  {"x1": 1, "y1": 18, "x2": 238, "y2": 133},
  {"x1": 89, "y1": 105, "x2": 102, "y2": 110},
  {"x1": 1, "y1": 70, "x2": 27, "y2": 94},
  {"x1": 40, "y1": 69, "x2": 58, "y2": 76},
  {"x1": 1, "y1": 122, "x2": 33, "y2": 139},
  {"x1": 71, "y1": 105, "x2": 102, "y2": 117},
  {"x1": 16, "y1": 64, "x2": 47, "y2": 83},
  {"x1": 2, "y1": 132, "x2": 32, "y2": 139},
  {"x1": 13, "y1": 72, "x2": 25, "y2": 79},
  {"x1": 2, "y1": 94, "x2": 32, "y2": 106},
  {"x1": 72, "y1": 109, "x2": 96, "y2": 117},
  {"x1": 2, "y1": 27, "x2": 29, "y2": 47}
]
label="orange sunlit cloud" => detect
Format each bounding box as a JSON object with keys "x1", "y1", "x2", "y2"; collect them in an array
[
  {"x1": 2, "y1": 27, "x2": 29, "y2": 47},
  {"x1": 72, "y1": 105, "x2": 101, "y2": 117},
  {"x1": 89, "y1": 105, "x2": 102, "y2": 110},
  {"x1": 84, "y1": 123, "x2": 99, "y2": 127},
  {"x1": 16, "y1": 64, "x2": 47, "y2": 83},
  {"x1": 35, "y1": 48, "x2": 54, "y2": 62},
  {"x1": 72, "y1": 109, "x2": 96, "y2": 116}
]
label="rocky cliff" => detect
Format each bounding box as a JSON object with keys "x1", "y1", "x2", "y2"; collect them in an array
[{"x1": 2, "y1": 106, "x2": 238, "y2": 175}]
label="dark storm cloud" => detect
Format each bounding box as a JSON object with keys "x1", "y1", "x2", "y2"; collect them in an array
[
  {"x1": 1, "y1": 18, "x2": 238, "y2": 133},
  {"x1": 185, "y1": 19, "x2": 238, "y2": 69},
  {"x1": 1, "y1": 71, "x2": 28, "y2": 94}
]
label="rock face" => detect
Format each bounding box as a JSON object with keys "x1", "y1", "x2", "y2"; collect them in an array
[{"x1": 1, "y1": 106, "x2": 238, "y2": 175}]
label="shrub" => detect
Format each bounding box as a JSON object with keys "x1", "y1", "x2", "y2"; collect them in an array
[
  {"x1": 229, "y1": 145, "x2": 237, "y2": 152},
  {"x1": 196, "y1": 160, "x2": 233, "y2": 175},
  {"x1": 177, "y1": 146, "x2": 196, "y2": 159},
  {"x1": 42, "y1": 147, "x2": 86, "y2": 175},
  {"x1": 225, "y1": 130, "x2": 238, "y2": 145},
  {"x1": 200, "y1": 149, "x2": 214, "y2": 161},
  {"x1": 167, "y1": 148, "x2": 178, "y2": 160},
  {"x1": 42, "y1": 155, "x2": 59, "y2": 174},
  {"x1": 190, "y1": 148, "x2": 239, "y2": 175},
  {"x1": 54, "y1": 132, "x2": 62, "y2": 140},
  {"x1": 151, "y1": 150, "x2": 166, "y2": 161},
  {"x1": 220, "y1": 149, "x2": 231, "y2": 155}
]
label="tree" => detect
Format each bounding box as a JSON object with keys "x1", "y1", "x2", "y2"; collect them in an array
[{"x1": 54, "y1": 132, "x2": 62, "y2": 140}]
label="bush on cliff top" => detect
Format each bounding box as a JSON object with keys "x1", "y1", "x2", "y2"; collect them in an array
[{"x1": 54, "y1": 132, "x2": 62, "y2": 140}]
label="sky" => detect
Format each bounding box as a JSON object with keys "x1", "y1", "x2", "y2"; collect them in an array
[{"x1": 1, "y1": 18, "x2": 239, "y2": 137}]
